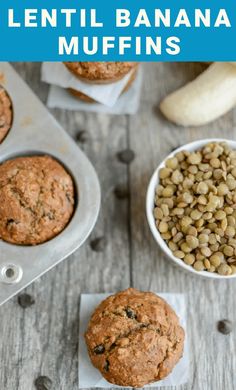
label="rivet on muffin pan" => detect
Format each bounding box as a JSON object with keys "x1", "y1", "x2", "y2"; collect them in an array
[
  {"x1": 217, "y1": 319, "x2": 233, "y2": 335},
  {"x1": 34, "y1": 376, "x2": 52, "y2": 390},
  {"x1": 114, "y1": 184, "x2": 129, "y2": 199},
  {"x1": 0, "y1": 264, "x2": 23, "y2": 284},
  {"x1": 0, "y1": 85, "x2": 13, "y2": 143},
  {"x1": 18, "y1": 293, "x2": 35, "y2": 309},
  {"x1": 90, "y1": 236, "x2": 107, "y2": 252},
  {"x1": 117, "y1": 149, "x2": 135, "y2": 164}
]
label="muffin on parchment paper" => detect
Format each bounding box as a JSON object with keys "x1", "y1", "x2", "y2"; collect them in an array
[
  {"x1": 85, "y1": 288, "x2": 185, "y2": 388},
  {"x1": 69, "y1": 67, "x2": 138, "y2": 103},
  {"x1": 0, "y1": 155, "x2": 75, "y2": 245},
  {"x1": 64, "y1": 62, "x2": 138, "y2": 84},
  {"x1": 0, "y1": 86, "x2": 13, "y2": 143}
]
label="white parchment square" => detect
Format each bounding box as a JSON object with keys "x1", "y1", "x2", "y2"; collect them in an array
[
  {"x1": 46, "y1": 67, "x2": 142, "y2": 115},
  {"x1": 79, "y1": 293, "x2": 189, "y2": 388},
  {"x1": 41, "y1": 62, "x2": 135, "y2": 107}
]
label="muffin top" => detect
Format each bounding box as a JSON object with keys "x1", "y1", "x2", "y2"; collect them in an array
[
  {"x1": 0, "y1": 86, "x2": 13, "y2": 143},
  {"x1": 85, "y1": 288, "x2": 184, "y2": 388},
  {"x1": 64, "y1": 62, "x2": 137, "y2": 83},
  {"x1": 0, "y1": 155, "x2": 75, "y2": 245}
]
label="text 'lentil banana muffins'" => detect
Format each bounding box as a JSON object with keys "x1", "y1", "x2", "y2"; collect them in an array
[
  {"x1": 64, "y1": 62, "x2": 138, "y2": 84},
  {"x1": 85, "y1": 288, "x2": 185, "y2": 388},
  {"x1": 0, "y1": 86, "x2": 13, "y2": 143},
  {"x1": 0, "y1": 155, "x2": 75, "y2": 245}
]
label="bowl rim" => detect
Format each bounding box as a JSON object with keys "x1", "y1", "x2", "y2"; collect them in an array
[{"x1": 146, "y1": 138, "x2": 236, "y2": 280}]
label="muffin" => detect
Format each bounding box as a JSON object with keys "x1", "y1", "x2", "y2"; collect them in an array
[
  {"x1": 85, "y1": 288, "x2": 185, "y2": 388},
  {"x1": 0, "y1": 155, "x2": 75, "y2": 245},
  {"x1": 69, "y1": 67, "x2": 138, "y2": 103},
  {"x1": 64, "y1": 62, "x2": 138, "y2": 84},
  {"x1": 0, "y1": 86, "x2": 13, "y2": 143}
]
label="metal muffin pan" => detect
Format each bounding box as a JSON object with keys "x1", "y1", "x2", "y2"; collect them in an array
[{"x1": 0, "y1": 63, "x2": 101, "y2": 305}]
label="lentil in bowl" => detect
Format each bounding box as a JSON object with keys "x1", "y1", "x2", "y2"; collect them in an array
[{"x1": 146, "y1": 139, "x2": 236, "y2": 279}]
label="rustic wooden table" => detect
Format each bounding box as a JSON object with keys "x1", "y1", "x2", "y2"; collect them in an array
[{"x1": 0, "y1": 63, "x2": 235, "y2": 390}]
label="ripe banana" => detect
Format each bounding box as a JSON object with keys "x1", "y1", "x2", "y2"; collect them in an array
[{"x1": 160, "y1": 62, "x2": 236, "y2": 127}]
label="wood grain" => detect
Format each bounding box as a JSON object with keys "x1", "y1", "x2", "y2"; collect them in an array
[{"x1": 0, "y1": 62, "x2": 235, "y2": 390}]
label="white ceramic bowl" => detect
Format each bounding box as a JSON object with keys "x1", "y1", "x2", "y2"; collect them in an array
[{"x1": 146, "y1": 138, "x2": 236, "y2": 279}]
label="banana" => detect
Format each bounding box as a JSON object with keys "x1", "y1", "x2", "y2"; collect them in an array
[{"x1": 160, "y1": 62, "x2": 236, "y2": 127}]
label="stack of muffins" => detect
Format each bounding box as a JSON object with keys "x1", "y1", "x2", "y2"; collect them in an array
[{"x1": 64, "y1": 62, "x2": 139, "y2": 103}]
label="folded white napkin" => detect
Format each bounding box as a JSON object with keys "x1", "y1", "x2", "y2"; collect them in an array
[{"x1": 79, "y1": 293, "x2": 189, "y2": 388}]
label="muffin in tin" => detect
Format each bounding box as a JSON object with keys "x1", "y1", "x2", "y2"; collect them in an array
[
  {"x1": 64, "y1": 62, "x2": 138, "y2": 84},
  {"x1": 0, "y1": 86, "x2": 13, "y2": 143},
  {"x1": 0, "y1": 155, "x2": 75, "y2": 245},
  {"x1": 85, "y1": 288, "x2": 184, "y2": 388}
]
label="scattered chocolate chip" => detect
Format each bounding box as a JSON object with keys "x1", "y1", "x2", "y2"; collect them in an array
[
  {"x1": 18, "y1": 293, "x2": 35, "y2": 309},
  {"x1": 104, "y1": 360, "x2": 110, "y2": 372},
  {"x1": 117, "y1": 149, "x2": 135, "y2": 164},
  {"x1": 217, "y1": 319, "x2": 233, "y2": 335},
  {"x1": 90, "y1": 236, "x2": 107, "y2": 252},
  {"x1": 75, "y1": 130, "x2": 89, "y2": 143},
  {"x1": 114, "y1": 184, "x2": 129, "y2": 199},
  {"x1": 125, "y1": 307, "x2": 136, "y2": 319},
  {"x1": 34, "y1": 376, "x2": 52, "y2": 390},
  {"x1": 94, "y1": 344, "x2": 105, "y2": 354}
]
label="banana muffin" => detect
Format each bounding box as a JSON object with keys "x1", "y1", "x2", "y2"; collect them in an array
[
  {"x1": 0, "y1": 155, "x2": 75, "y2": 245},
  {"x1": 85, "y1": 288, "x2": 185, "y2": 387},
  {"x1": 64, "y1": 62, "x2": 138, "y2": 84},
  {"x1": 69, "y1": 67, "x2": 138, "y2": 103},
  {"x1": 0, "y1": 86, "x2": 13, "y2": 143}
]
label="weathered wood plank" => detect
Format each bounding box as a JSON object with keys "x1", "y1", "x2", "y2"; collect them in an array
[{"x1": 0, "y1": 62, "x2": 235, "y2": 390}]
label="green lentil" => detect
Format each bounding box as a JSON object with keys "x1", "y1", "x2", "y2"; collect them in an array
[
  {"x1": 154, "y1": 142, "x2": 236, "y2": 276},
  {"x1": 193, "y1": 261, "x2": 205, "y2": 271}
]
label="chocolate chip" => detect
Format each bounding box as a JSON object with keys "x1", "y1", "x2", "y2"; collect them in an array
[
  {"x1": 75, "y1": 130, "x2": 89, "y2": 143},
  {"x1": 125, "y1": 307, "x2": 136, "y2": 319},
  {"x1": 6, "y1": 218, "x2": 15, "y2": 226},
  {"x1": 34, "y1": 376, "x2": 52, "y2": 390},
  {"x1": 90, "y1": 237, "x2": 107, "y2": 252},
  {"x1": 217, "y1": 319, "x2": 233, "y2": 335},
  {"x1": 18, "y1": 293, "x2": 35, "y2": 309},
  {"x1": 114, "y1": 184, "x2": 129, "y2": 199},
  {"x1": 94, "y1": 344, "x2": 105, "y2": 354},
  {"x1": 117, "y1": 149, "x2": 135, "y2": 164},
  {"x1": 104, "y1": 360, "x2": 110, "y2": 372}
]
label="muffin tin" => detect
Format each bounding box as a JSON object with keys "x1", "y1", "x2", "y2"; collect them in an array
[{"x1": 0, "y1": 63, "x2": 101, "y2": 305}]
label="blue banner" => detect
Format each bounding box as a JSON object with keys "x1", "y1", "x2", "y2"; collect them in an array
[{"x1": 0, "y1": 0, "x2": 235, "y2": 61}]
